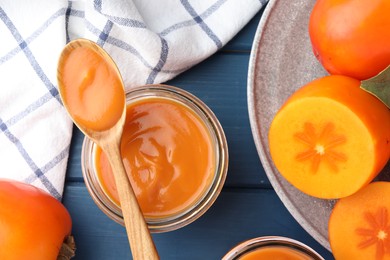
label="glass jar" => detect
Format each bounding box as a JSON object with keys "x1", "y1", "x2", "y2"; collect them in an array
[
  {"x1": 81, "y1": 84, "x2": 228, "y2": 233},
  {"x1": 222, "y1": 236, "x2": 324, "y2": 260}
]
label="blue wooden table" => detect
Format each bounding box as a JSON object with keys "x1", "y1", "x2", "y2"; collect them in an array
[{"x1": 62, "y1": 5, "x2": 335, "y2": 260}]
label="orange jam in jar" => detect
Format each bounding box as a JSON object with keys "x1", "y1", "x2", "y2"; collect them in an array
[
  {"x1": 239, "y1": 246, "x2": 312, "y2": 260},
  {"x1": 95, "y1": 96, "x2": 215, "y2": 218},
  {"x1": 82, "y1": 84, "x2": 228, "y2": 232},
  {"x1": 223, "y1": 237, "x2": 324, "y2": 260}
]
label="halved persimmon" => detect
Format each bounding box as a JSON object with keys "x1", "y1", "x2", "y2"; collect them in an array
[
  {"x1": 268, "y1": 75, "x2": 390, "y2": 199},
  {"x1": 329, "y1": 182, "x2": 390, "y2": 260}
]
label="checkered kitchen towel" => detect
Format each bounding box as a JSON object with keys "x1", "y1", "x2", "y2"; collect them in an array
[{"x1": 0, "y1": 0, "x2": 266, "y2": 200}]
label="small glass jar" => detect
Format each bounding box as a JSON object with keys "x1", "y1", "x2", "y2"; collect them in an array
[
  {"x1": 222, "y1": 236, "x2": 324, "y2": 260},
  {"x1": 81, "y1": 84, "x2": 228, "y2": 233}
]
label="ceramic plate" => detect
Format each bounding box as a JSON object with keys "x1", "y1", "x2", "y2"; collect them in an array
[{"x1": 247, "y1": 0, "x2": 390, "y2": 251}]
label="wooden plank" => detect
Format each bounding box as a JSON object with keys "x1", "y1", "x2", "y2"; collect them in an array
[
  {"x1": 62, "y1": 184, "x2": 334, "y2": 260},
  {"x1": 66, "y1": 127, "x2": 84, "y2": 182},
  {"x1": 66, "y1": 51, "x2": 270, "y2": 188}
]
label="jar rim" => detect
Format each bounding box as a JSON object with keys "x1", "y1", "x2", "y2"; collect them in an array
[
  {"x1": 222, "y1": 236, "x2": 325, "y2": 260},
  {"x1": 81, "y1": 84, "x2": 228, "y2": 233}
]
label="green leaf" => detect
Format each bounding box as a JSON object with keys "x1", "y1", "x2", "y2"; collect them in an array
[{"x1": 360, "y1": 64, "x2": 390, "y2": 109}]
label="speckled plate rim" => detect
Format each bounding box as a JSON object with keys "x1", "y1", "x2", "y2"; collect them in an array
[{"x1": 247, "y1": 0, "x2": 331, "y2": 251}]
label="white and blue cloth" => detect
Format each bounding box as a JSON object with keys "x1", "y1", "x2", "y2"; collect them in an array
[{"x1": 0, "y1": 0, "x2": 266, "y2": 200}]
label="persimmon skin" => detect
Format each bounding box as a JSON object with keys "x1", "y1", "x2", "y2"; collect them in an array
[
  {"x1": 0, "y1": 179, "x2": 72, "y2": 260},
  {"x1": 329, "y1": 182, "x2": 390, "y2": 260},
  {"x1": 309, "y1": 0, "x2": 390, "y2": 80}
]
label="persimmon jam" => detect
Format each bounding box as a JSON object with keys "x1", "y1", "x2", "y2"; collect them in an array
[
  {"x1": 222, "y1": 237, "x2": 323, "y2": 260},
  {"x1": 58, "y1": 40, "x2": 125, "y2": 131},
  {"x1": 94, "y1": 96, "x2": 216, "y2": 218},
  {"x1": 240, "y1": 246, "x2": 312, "y2": 260}
]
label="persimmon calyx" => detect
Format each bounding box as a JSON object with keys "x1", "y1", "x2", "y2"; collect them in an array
[
  {"x1": 57, "y1": 235, "x2": 76, "y2": 260},
  {"x1": 361, "y1": 64, "x2": 390, "y2": 109}
]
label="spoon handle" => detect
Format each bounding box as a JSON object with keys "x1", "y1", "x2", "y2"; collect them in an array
[{"x1": 104, "y1": 142, "x2": 159, "y2": 260}]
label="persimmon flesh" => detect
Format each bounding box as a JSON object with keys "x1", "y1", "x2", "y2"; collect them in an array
[{"x1": 329, "y1": 182, "x2": 390, "y2": 260}]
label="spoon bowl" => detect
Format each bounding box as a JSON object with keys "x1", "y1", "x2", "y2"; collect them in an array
[{"x1": 57, "y1": 38, "x2": 159, "y2": 260}]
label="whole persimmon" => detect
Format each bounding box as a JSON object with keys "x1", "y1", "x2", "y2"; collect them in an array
[
  {"x1": 309, "y1": 0, "x2": 390, "y2": 80},
  {"x1": 0, "y1": 179, "x2": 74, "y2": 260}
]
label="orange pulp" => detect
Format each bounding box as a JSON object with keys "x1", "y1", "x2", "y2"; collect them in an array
[
  {"x1": 95, "y1": 97, "x2": 216, "y2": 218},
  {"x1": 59, "y1": 43, "x2": 125, "y2": 131}
]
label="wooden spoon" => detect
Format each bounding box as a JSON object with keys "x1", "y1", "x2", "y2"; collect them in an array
[{"x1": 57, "y1": 38, "x2": 159, "y2": 260}]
